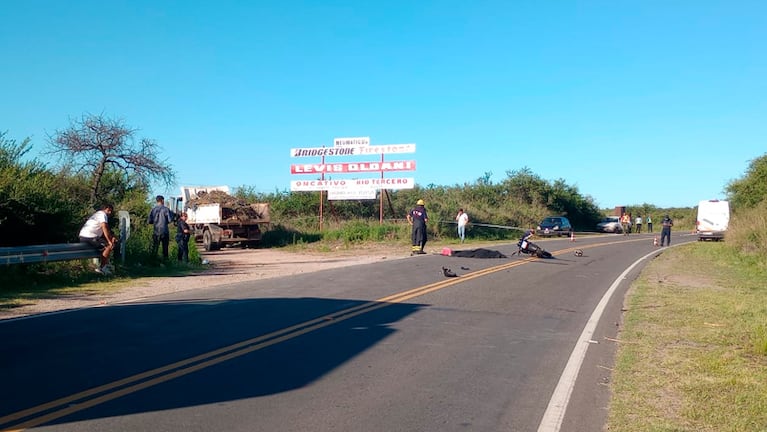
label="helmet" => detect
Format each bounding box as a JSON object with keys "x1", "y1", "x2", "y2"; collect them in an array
[{"x1": 416, "y1": 199, "x2": 425, "y2": 205}]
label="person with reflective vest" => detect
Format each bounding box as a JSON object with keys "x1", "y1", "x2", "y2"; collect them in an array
[{"x1": 620, "y1": 212, "x2": 631, "y2": 236}]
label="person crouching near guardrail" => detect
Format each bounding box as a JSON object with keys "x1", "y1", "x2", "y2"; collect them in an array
[{"x1": 78, "y1": 203, "x2": 116, "y2": 275}]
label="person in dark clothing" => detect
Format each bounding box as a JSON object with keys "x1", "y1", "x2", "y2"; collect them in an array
[
  {"x1": 407, "y1": 199, "x2": 428, "y2": 255},
  {"x1": 521, "y1": 228, "x2": 534, "y2": 243},
  {"x1": 148, "y1": 195, "x2": 173, "y2": 260},
  {"x1": 513, "y1": 228, "x2": 535, "y2": 255},
  {"x1": 660, "y1": 215, "x2": 674, "y2": 246},
  {"x1": 175, "y1": 212, "x2": 192, "y2": 263}
]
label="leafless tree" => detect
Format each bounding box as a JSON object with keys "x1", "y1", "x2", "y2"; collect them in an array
[{"x1": 48, "y1": 114, "x2": 175, "y2": 204}]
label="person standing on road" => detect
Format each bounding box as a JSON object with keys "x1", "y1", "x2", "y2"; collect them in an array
[
  {"x1": 175, "y1": 212, "x2": 192, "y2": 263},
  {"x1": 620, "y1": 212, "x2": 631, "y2": 236},
  {"x1": 635, "y1": 215, "x2": 643, "y2": 233},
  {"x1": 148, "y1": 195, "x2": 173, "y2": 260},
  {"x1": 660, "y1": 214, "x2": 674, "y2": 246},
  {"x1": 407, "y1": 199, "x2": 429, "y2": 255},
  {"x1": 646, "y1": 215, "x2": 653, "y2": 233},
  {"x1": 79, "y1": 203, "x2": 116, "y2": 275},
  {"x1": 456, "y1": 208, "x2": 469, "y2": 243}
]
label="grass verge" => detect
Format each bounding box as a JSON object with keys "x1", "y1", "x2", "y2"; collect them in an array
[
  {"x1": 0, "y1": 259, "x2": 202, "y2": 311},
  {"x1": 607, "y1": 242, "x2": 767, "y2": 431}
]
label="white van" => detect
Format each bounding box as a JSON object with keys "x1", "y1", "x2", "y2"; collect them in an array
[{"x1": 696, "y1": 199, "x2": 730, "y2": 241}]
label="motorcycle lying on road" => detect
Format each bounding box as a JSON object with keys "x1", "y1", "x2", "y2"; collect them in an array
[{"x1": 515, "y1": 239, "x2": 553, "y2": 259}]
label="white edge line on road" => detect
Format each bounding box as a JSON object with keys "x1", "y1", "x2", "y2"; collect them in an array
[{"x1": 536, "y1": 247, "x2": 667, "y2": 432}]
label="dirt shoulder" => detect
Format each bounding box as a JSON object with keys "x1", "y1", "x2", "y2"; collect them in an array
[{"x1": 0, "y1": 242, "x2": 416, "y2": 320}]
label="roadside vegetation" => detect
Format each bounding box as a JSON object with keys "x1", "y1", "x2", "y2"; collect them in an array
[
  {"x1": 2, "y1": 119, "x2": 766, "y2": 429},
  {"x1": 1, "y1": 120, "x2": 690, "y2": 303},
  {"x1": 608, "y1": 153, "x2": 767, "y2": 431},
  {"x1": 608, "y1": 242, "x2": 767, "y2": 431}
]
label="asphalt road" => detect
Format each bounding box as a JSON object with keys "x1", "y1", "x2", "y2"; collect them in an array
[{"x1": 0, "y1": 232, "x2": 696, "y2": 432}]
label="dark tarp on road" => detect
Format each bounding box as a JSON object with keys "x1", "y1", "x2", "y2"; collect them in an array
[{"x1": 450, "y1": 248, "x2": 508, "y2": 259}]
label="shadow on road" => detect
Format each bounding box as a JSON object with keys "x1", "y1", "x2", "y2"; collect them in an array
[{"x1": 0, "y1": 296, "x2": 424, "y2": 428}]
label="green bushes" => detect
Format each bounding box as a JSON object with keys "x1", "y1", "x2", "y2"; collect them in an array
[
  {"x1": 244, "y1": 168, "x2": 606, "y2": 237},
  {"x1": 0, "y1": 133, "x2": 86, "y2": 245},
  {"x1": 726, "y1": 201, "x2": 767, "y2": 260},
  {"x1": 322, "y1": 221, "x2": 404, "y2": 243},
  {"x1": 121, "y1": 223, "x2": 201, "y2": 267},
  {"x1": 260, "y1": 224, "x2": 323, "y2": 248},
  {"x1": 261, "y1": 221, "x2": 406, "y2": 247},
  {"x1": 261, "y1": 217, "x2": 519, "y2": 248}
]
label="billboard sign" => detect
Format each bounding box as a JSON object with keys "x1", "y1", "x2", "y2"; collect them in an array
[
  {"x1": 290, "y1": 177, "x2": 415, "y2": 192},
  {"x1": 290, "y1": 144, "x2": 416, "y2": 158},
  {"x1": 328, "y1": 188, "x2": 378, "y2": 200},
  {"x1": 291, "y1": 160, "x2": 416, "y2": 174},
  {"x1": 333, "y1": 136, "x2": 370, "y2": 147}
]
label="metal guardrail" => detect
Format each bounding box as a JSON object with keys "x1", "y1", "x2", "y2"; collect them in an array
[{"x1": 0, "y1": 243, "x2": 101, "y2": 266}]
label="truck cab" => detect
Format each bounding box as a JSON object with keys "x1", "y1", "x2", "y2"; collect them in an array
[{"x1": 167, "y1": 196, "x2": 184, "y2": 216}]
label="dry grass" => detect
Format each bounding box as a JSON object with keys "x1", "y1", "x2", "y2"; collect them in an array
[
  {"x1": 726, "y1": 202, "x2": 767, "y2": 259},
  {"x1": 607, "y1": 242, "x2": 767, "y2": 431}
]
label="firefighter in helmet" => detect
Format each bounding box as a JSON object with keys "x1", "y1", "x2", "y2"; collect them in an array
[{"x1": 407, "y1": 199, "x2": 428, "y2": 255}]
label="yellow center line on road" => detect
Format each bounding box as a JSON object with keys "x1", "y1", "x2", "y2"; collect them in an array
[{"x1": 1, "y1": 237, "x2": 647, "y2": 431}]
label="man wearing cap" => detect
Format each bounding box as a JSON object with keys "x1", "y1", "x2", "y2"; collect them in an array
[
  {"x1": 407, "y1": 199, "x2": 429, "y2": 255},
  {"x1": 148, "y1": 195, "x2": 173, "y2": 260}
]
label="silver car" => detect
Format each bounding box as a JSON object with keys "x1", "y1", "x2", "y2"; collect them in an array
[{"x1": 596, "y1": 216, "x2": 623, "y2": 233}]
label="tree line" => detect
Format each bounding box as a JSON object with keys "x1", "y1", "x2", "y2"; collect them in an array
[
  {"x1": 2, "y1": 114, "x2": 766, "y2": 260},
  {"x1": 1, "y1": 115, "x2": 174, "y2": 248}
]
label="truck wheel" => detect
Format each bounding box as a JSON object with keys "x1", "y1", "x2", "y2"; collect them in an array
[{"x1": 203, "y1": 230, "x2": 214, "y2": 251}]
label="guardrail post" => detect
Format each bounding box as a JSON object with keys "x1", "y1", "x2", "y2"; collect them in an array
[{"x1": 118, "y1": 210, "x2": 131, "y2": 265}]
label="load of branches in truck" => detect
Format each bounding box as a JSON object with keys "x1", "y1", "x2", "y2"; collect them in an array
[{"x1": 186, "y1": 190, "x2": 268, "y2": 222}]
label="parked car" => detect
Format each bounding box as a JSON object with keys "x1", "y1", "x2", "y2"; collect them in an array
[
  {"x1": 596, "y1": 216, "x2": 623, "y2": 233},
  {"x1": 536, "y1": 216, "x2": 573, "y2": 237}
]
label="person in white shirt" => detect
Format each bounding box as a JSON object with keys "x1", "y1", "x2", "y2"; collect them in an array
[
  {"x1": 79, "y1": 204, "x2": 116, "y2": 274},
  {"x1": 635, "y1": 215, "x2": 643, "y2": 233},
  {"x1": 456, "y1": 208, "x2": 469, "y2": 243}
]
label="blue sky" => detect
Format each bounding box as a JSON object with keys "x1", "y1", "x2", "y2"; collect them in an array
[{"x1": 2, "y1": 0, "x2": 765, "y2": 208}]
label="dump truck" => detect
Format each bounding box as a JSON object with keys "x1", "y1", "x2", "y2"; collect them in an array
[{"x1": 168, "y1": 186, "x2": 270, "y2": 251}]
